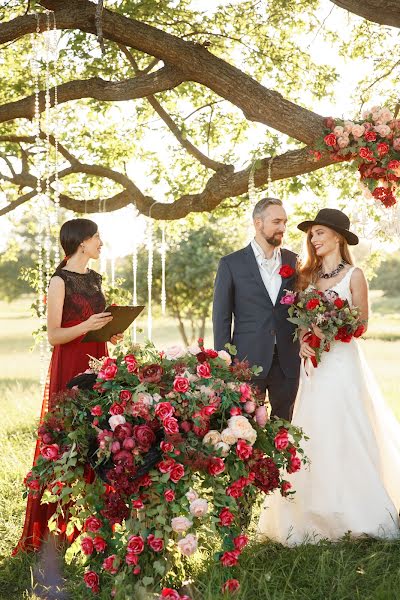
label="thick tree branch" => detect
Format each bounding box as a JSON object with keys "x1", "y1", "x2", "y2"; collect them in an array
[
  {"x1": 0, "y1": 67, "x2": 184, "y2": 124},
  {"x1": 330, "y1": 0, "x2": 400, "y2": 28},
  {"x1": 118, "y1": 44, "x2": 226, "y2": 171}
]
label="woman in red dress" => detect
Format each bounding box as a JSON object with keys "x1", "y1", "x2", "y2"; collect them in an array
[{"x1": 13, "y1": 218, "x2": 122, "y2": 555}]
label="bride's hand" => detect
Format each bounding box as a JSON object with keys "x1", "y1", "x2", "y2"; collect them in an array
[
  {"x1": 299, "y1": 339, "x2": 316, "y2": 359},
  {"x1": 311, "y1": 323, "x2": 325, "y2": 340}
]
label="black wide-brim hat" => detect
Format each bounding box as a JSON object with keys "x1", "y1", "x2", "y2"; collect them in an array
[{"x1": 297, "y1": 208, "x2": 359, "y2": 245}]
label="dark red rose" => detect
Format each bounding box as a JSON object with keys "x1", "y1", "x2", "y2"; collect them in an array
[
  {"x1": 170, "y1": 463, "x2": 185, "y2": 483},
  {"x1": 138, "y1": 364, "x2": 163, "y2": 383},
  {"x1": 192, "y1": 412, "x2": 210, "y2": 437},
  {"x1": 155, "y1": 402, "x2": 175, "y2": 420},
  {"x1": 85, "y1": 516, "x2": 103, "y2": 532},
  {"x1": 40, "y1": 443, "x2": 60, "y2": 461},
  {"x1": 93, "y1": 536, "x2": 107, "y2": 552},
  {"x1": 208, "y1": 457, "x2": 225, "y2": 476},
  {"x1": 41, "y1": 432, "x2": 53, "y2": 444},
  {"x1": 83, "y1": 571, "x2": 100, "y2": 592},
  {"x1": 306, "y1": 298, "x2": 320, "y2": 310},
  {"x1": 81, "y1": 536, "x2": 94, "y2": 555},
  {"x1": 125, "y1": 551, "x2": 139, "y2": 566},
  {"x1": 114, "y1": 422, "x2": 133, "y2": 440},
  {"x1": 132, "y1": 499, "x2": 144, "y2": 509},
  {"x1": 334, "y1": 326, "x2": 353, "y2": 343},
  {"x1": 162, "y1": 416, "x2": 180, "y2": 435},
  {"x1": 109, "y1": 402, "x2": 124, "y2": 415},
  {"x1": 323, "y1": 117, "x2": 335, "y2": 129},
  {"x1": 147, "y1": 534, "x2": 164, "y2": 552},
  {"x1": 127, "y1": 535, "x2": 145, "y2": 554},
  {"x1": 173, "y1": 377, "x2": 190, "y2": 393},
  {"x1": 113, "y1": 450, "x2": 134, "y2": 467},
  {"x1": 279, "y1": 264, "x2": 295, "y2": 278},
  {"x1": 180, "y1": 420, "x2": 192, "y2": 433},
  {"x1": 196, "y1": 351, "x2": 208, "y2": 363},
  {"x1": 323, "y1": 133, "x2": 337, "y2": 147},
  {"x1": 133, "y1": 424, "x2": 156, "y2": 449},
  {"x1": 334, "y1": 298, "x2": 345, "y2": 309},
  {"x1": 220, "y1": 550, "x2": 240, "y2": 567},
  {"x1": 222, "y1": 579, "x2": 240, "y2": 594},
  {"x1": 353, "y1": 323, "x2": 366, "y2": 338},
  {"x1": 119, "y1": 389, "x2": 132, "y2": 402},
  {"x1": 218, "y1": 507, "x2": 235, "y2": 527}
]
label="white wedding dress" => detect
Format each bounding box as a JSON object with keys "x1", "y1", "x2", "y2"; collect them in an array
[{"x1": 258, "y1": 267, "x2": 400, "y2": 545}]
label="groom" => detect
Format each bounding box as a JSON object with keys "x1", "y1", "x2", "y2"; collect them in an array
[{"x1": 212, "y1": 197, "x2": 300, "y2": 420}]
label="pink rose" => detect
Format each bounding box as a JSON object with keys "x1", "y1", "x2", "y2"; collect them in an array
[
  {"x1": 160, "y1": 441, "x2": 174, "y2": 453},
  {"x1": 164, "y1": 344, "x2": 186, "y2": 360},
  {"x1": 217, "y1": 350, "x2": 232, "y2": 364},
  {"x1": 122, "y1": 437, "x2": 135, "y2": 450},
  {"x1": 177, "y1": 533, "x2": 198, "y2": 557},
  {"x1": 155, "y1": 402, "x2": 175, "y2": 420},
  {"x1": 93, "y1": 536, "x2": 107, "y2": 552},
  {"x1": 83, "y1": 571, "x2": 100, "y2": 592},
  {"x1": 102, "y1": 554, "x2": 119, "y2": 574},
  {"x1": 244, "y1": 400, "x2": 256, "y2": 414},
  {"x1": 109, "y1": 402, "x2": 124, "y2": 415},
  {"x1": 171, "y1": 516, "x2": 192, "y2": 533},
  {"x1": 196, "y1": 362, "x2": 212, "y2": 378},
  {"x1": 85, "y1": 516, "x2": 103, "y2": 532},
  {"x1": 102, "y1": 364, "x2": 118, "y2": 380},
  {"x1": 147, "y1": 534, "x2": 164, "y2": 552},
  {"x1": 222, "y1": 579, "x2": 240, "y2": 593},
  {"x1": 255, "y1": 405, "x2": 268, "y2": 427},
  {"x1": 239, "y1": 383, "x2": 252, "y2": 402},
  {"x1": 158, "y1": 458, "x2": 175, "y2": 473},
  {"x1": 91, "y1": 405, "x2": 103, "y2": 416},
  {"x1": 274, "y1": 428, "x2": 289, "y2": 450},
  {"x1": 119, "y1": 389, "x2": 132, "y2": 402},
  {"x1": 288, "y1": 456, "x2": 302, "y2": 473},
  {"x1": 111, "y1": 440, "x2": 121, "y2": 454},
  {"x1": 351, "y1": 124, "x2": 365, "y2": 138},
  {"x1": 337, "y1": 136, "x2": 350, "y2": 149},
  {"x1": 393, "y1": 137, "x2": 400, "y2": 151},
  {"x1": 280, "y1": 292, "x2": 296, "y2": 305},
  {"x1": 230, "y1": 407, "x2": 242, "y2": 416},
  {"x1": 164, "y1": 489, "x2": 176, "y2": 502},
  {"x1": 186, "y1": 488, "x2": 199, "y2": 502},
  {"x1": 40, "y1": 443, "x2": 60, "y2": 461},
  {"x1": 236, "y1": 439, "x2": 253, "y2": 460},
  {"x1": 162, "y1": 416, "x2": 180, "y2": 435},
  {"x1": 124, "y1": 354, "x2": 138, "y2": 373},
  {"x1": 173, "y1": 376, "x2": 190, "y2": 393},
  {"x1": 125, "y1": 551, "x2": 139, "y2": 566},
  {"x1": 127, "y1": 535, "x2": 145, "y2": 554},
  {"x1": 108, "y1": 414, "x2": 126, "y2": 431},
  {"x1": 189, "y1": 498, "x2": 209, "y2": 518},
  {"x1": 81, "y1": 536, "x2": 94, "y2": 555},
  {"x1": 113, "y1": 449, "x2": 134, "y2": 467}
]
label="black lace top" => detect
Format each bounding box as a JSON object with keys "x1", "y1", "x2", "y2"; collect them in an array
[{"x1": 53, "y1": 268, "x2": 106, "y2": 325}]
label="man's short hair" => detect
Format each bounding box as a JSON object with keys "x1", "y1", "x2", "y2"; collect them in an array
[{"x1": 252, "y1": 197, "x2": 283, "y2": 220}]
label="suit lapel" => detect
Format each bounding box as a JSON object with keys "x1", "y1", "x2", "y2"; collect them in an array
[
  {"x1": 276, "y1": 248, "x2": 297, "y2": 302},
  {"x1": 243, "y1": 244, "x2": 273, "y2": 305}
]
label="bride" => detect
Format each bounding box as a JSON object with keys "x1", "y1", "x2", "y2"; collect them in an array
[{"x1": 258, "y1": 208, "x2": 400, "y2": 545}]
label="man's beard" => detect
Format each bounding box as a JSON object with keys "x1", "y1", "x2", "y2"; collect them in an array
[{"x1": 263, "y1": 233, "x2": 283, "y2": 247}]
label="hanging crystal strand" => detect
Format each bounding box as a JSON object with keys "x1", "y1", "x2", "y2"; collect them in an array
[
  {"x1": 51, "y1": 11, "x2": 60, "y2": 263},
  {"x1": 131, "y1": 232, "x2": 138, "y2": 343},
  {"x1": 267, "y1": 156, "x2": 274, "y2": 195},
  {"x1": 146, "y1": 218, "x2": 154, "y2": 340},
  {"x1": 32, "y1": 14, "x2": 46, "y2": 388},
  {"x1": 160, "y1": 220, "x2": 167, "y2": 315},
  {"x1": 248, "y1": 158, "x2": 258, "y2": 203},
  {"x1": 111, "y1": 254, "x2": 116, "y2": 287}
]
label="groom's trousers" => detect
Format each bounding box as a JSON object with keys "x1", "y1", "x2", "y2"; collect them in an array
[{"x1": 252, "y1": 347, "x2": 299, "y2": 421}]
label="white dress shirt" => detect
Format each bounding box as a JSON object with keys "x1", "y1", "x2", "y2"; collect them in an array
[{"x1": 250, "y1": 239, "x2": 282, "y2": 305}]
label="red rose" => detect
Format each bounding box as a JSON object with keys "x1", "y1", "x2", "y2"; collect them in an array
[
  {"x1": 158, "y1": 458, "x2": 176, "y2": 473},
  {"x1": 359, "y1": 147, "x2": 374, "y2": 161},
  {"x1": 133, "y1": 566, "x2": 141, "y2": 575},
  {"x1": 170, "y1": 463, "x2": 185, "y2": 483},
  {"x1": 236, "y1": 439, "x2": 253, "y2": 460},
  {"x1": 103, "y1": 364, "x2": 118, "y2": 380},
  {"x1": 160, "y1": 441, "x2": 174, "y2": 453},
  {"x1": 90, "y1": 405, "x2": 103, "y2": 416},
  {"x1": 85, "y1": 516, "x2": 103, "y2": 532},
  {"x1": 127, "y1": 535, "x2": 145, "y2": 554},
  {"x1": 93, "y1": 536, "x2": 107, "y2": 552},
  {"x1": 119, "y1": 389, "x2": 132, "y2": 402},
  {"x1": 125, "y1": 551, "x2": 139, "y2": 566},
  {"x1": 124, "y1": 354, "x2": 138, "y2": 373},
  {"x1": 306, "y1": 298, "x2": 320, "y2": 310},
  {"x1": 109, "y1": 402, "x2": 124, "y2": 415},
  {"x1": 226, "y1": 480, "x2": 244, "y2": 498},
  {"x1": 388, "y1": 159, "x2": 400, "y2": 171},
  {"x1": 205, "y1": 349, "x2": 219, "y2": 358},
  {"x1": 279, "y1": 264, "x2": 295, "y2": 278},
  {"x1": 147, "y1": 534, "x2": 164, "y2": 552},
  {"x1": 164, "y1": 489, "x2": 175, "y2": 502},
  {"x1": 218, "y1": 507, "x2": 235, "y2": 527},
  {"x1": 163, "y1": 416, "x2": 180, "y2": 435},
  {"x1": 113, "y1": 449, "x2": 134, "y2": 467},
  {"x1": 220, "y1": 550, "x2": 240, "y2": 567},
  {"x1": 133, "y1": 424, "x2": 156, "y2": 450},
  {"x1": 102, "y1": 554, "x2": 119, "y2": 574},
  {"x1": 287, "y1": 456, "x2": 301, "y2": 474},
  {"x1": 353, "y1": 323, "x2": 366, "y2": 338},
  {"x1": 41, "y1": 432, "x2": 53, "y2": 444},
  {"x1": 180, "y1": 420, "x2": 192, "y2": 433},
  {"x1": 233, "y1": 534, "x2": 249, "y2": 551},
  {"x1": 334, "y1": 298, "x2": 345, "y2": 309},
  {"x1": 155, "y1": 402, "x2": 175, "y2": 420},
  {"x1": 230, "y1": 407, "x2": 242, "y2": 416},
  {"x1": 334, "y1": 326, "x2": 353, "y2": 343},
  {"x1": 83, "y1": 571, "x2": 100, "y2": 592},
  {"x1": 40, "y1": 443, "x2": 60, "y2": 461},
  {"x1": 222, "y1": 579, "x2": 240, "y2": 594},
  {"x1": 138, "y1": 364, "x2": 163, "y2": 383},
  {"x1": 81, "y1": 536, "x2": 94, "y2": 555},
  {"x1": 192, "y1": 412, "x2": 210, "y2": 437},
  {"x1": 114, "y1": 422, "x2": 133, "y2": 440},
  {"x1": 196, "y1": 362, "x2": 212, "y2": 379},
  {"x1": 173, "y1": 376, "x2": 190, "y2": 393},
  {"x1": 281, "y1": 481, "x2": 292, "y2": 496},
  {"x1": 160, "y1": 589, "x2": 181, "y2": 600},
  {"x1": 323, "y1": 133, "x2": 337, "y2": 147},
  {"x1": 364, "y1": 130, "x2": 377, "y2": 142},
  {"x1": 208, "y1": 457, "x2": 225, "y2": 476},
  {"x1": 200, "y1": 405, "x2": 217, "y2": 418},
  {"x1": 274, "y1": 428, "x2": 289, "y2": 450},
  {"x1": 132, "y1": 499, "x2": 144, "y2": 509},
  {"x1": 27, "y1": 479, "x2": 41, "y2": 493},
  {"x1": 377, "y1": 142, "x2": 389, "y2": 157}
]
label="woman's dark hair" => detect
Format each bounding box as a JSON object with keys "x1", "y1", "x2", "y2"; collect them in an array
[{"x1": 56, "y1": 218, "x2": 98, "y2": 271}]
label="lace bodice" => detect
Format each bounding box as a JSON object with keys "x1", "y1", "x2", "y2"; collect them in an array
[
  {"x1": 322, "y1": 266, "x2": 357, "y2": 305},
  {"x1": 52, "y1": 268, "x2": 106, "y2": 325}
]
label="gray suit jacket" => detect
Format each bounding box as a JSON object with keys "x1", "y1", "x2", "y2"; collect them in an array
[{"x1": 212, "y1": 244, "x2": 300, "y2": 379}]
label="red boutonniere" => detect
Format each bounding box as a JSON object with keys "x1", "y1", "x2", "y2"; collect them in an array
[{"x1": 279, "y1": 264, "x2": 295, "y2": 278}]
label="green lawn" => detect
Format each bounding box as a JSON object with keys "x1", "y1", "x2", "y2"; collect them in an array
[{"x1": 0, "y1": 296, "x2": 399, "y2": 599}]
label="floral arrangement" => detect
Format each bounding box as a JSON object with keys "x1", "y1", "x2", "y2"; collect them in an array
[
  {"x1": 313, "y1": 106, "x2": 400, "y2": 208},
  {"x1": 281, "y1": 288, "x2": 365, "y2": 367},
  {"x1": 24, "y1": 341, "x2": 307, "y2": 599}
]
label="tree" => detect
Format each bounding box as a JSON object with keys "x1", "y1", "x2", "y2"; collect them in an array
[{"x1": 0, "y1": 0, "x2": 399, "y2": 221}]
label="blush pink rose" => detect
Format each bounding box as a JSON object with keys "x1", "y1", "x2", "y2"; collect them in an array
[
  {"x1": 177, "y1": 533, "x2": 198, "y2": 556},
  {"x1": 189, "y1": 498, "x2": 209, "y2": 518},
  {"x1": 255, "y1": 405, "x2": 268, "y2": 427}
]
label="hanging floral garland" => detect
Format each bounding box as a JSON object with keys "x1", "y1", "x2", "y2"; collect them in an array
[{"x1": 313, "y1": 106, "x2": 400, "y2": 208}]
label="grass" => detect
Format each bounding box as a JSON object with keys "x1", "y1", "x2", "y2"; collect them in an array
[{"x1": 0, "y1": 296, "x2": 399, "y2": 599}]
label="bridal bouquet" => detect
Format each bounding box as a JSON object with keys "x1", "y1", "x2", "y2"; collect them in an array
[
  {"x1": 281, "y1": 288, "x2": 366, "y2": 367},
  {"x1": 24, "y1": 340, "x2": 307, "y2": 599}
]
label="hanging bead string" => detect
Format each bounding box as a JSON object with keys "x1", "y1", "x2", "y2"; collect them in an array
[
  {"x1": 44, "y1": 11, "x2": 52, "y2": 292},
  {"x1": 160, "y1": 220, "x2": 167, "y2": 315},
  {"x1": 51, "y1": 11, "x2": 60, "y2": 264},
  {"x1": 146, "y1": 217, "x2": 154, "y2": 341},
  {"x1": 131, "y1": 214, "x2": 138, "y2": 343},
  {"x1": 248, "y1": 155, "x2": 274, "y2": 204}
]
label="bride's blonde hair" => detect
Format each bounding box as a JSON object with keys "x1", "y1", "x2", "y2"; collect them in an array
[{"x1": 296, "y1": 227, "x2": 354, "y2": 291}]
